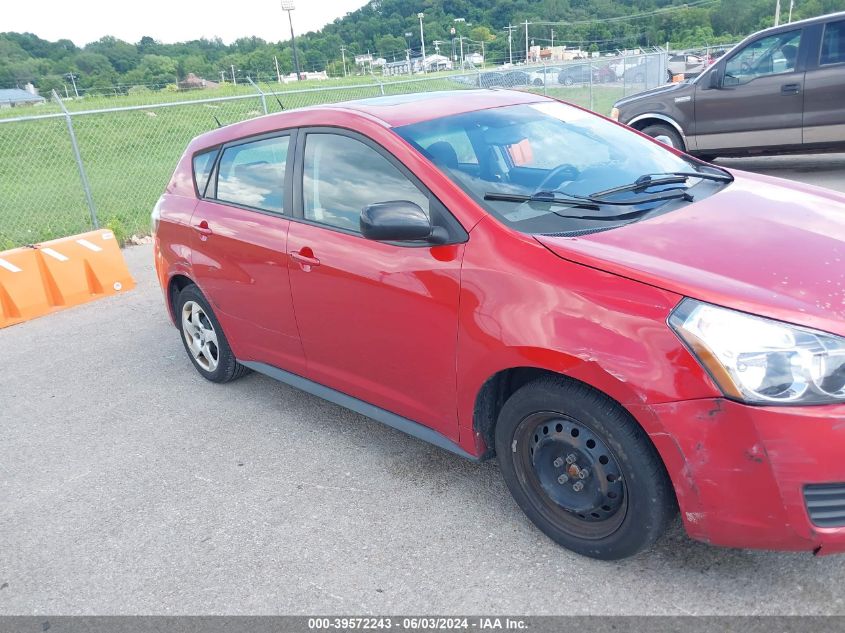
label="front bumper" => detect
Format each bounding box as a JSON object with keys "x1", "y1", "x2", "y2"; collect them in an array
[{"x1": 631, "y1": 398, "x2": 845, "y2": 555}]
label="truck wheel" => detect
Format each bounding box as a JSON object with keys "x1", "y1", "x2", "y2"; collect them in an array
[
  {"x1": 495, "y1": 377, "x2": 677, "y2": 560},
  {"x1": 640, "y1": 123, "x2": 686, "y2": 152}
]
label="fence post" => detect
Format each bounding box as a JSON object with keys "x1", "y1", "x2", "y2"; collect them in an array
[
  {"x1": 247, "y1": 77, "x2": 268, "y2": 114},
  {"x1": 476, "y1": 67, "x2": 482, "y2": 88},
  {"x1": 542, "y1": 61, "x2": 548, "y2": 96},
  {"x1": 52, "y1": 90, "x2": 98, "y2": 230}
]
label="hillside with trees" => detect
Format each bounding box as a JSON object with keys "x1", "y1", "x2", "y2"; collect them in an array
[{"x1": 2, "y1": 0, "x2": 842, "y2": 95}]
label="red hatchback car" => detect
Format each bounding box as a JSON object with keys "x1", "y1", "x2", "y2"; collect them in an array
[{"x1": 154, "y1": 90, "x2": 845, "y2": 560}]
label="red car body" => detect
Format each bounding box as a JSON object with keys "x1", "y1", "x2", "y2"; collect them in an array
[{"x1": 154, "y1": 90, "x2": 845, "y2": 555}]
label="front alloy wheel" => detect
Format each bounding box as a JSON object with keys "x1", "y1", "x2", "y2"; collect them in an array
[{"x1": 181, "y1": 300, "x2": 219, "y2": 372}]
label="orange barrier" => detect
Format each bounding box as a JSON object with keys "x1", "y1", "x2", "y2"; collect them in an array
[{"x1": 0, "y1": 229, "x2": 135, "y2": 329}]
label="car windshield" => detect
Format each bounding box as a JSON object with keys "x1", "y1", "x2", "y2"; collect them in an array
[{"x1": 395, "y1": 101, "x2": 730, "y2": 235}]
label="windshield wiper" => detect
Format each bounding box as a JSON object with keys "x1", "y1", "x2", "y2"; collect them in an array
[
  {"x1": 484, "y1": 191, "x2": 601, "y2": 210},
  {"x1": 590, "y1": 170, "x2": 732, "y2": 199}
]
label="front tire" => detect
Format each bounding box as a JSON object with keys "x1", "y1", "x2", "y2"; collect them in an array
[
  {"x1": 495, "y1": 377, "x2": 677, "y2": 560},
  {"x1": 640, "y1": 123, "x2": 686, "y2": 152},
  {"x1": 176, "y1": 284, "x2": 250, "y2": 384}
]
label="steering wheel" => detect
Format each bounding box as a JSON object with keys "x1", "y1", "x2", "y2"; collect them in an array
[{"x1": 535, "y1": 163, "x2": 580, "y2": 193}]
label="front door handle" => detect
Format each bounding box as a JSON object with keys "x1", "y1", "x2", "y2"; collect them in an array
[
  {"x1": 781, "y1": 83, "x2": 801, "y2": 95},
  {"x1": 290, "y1": 248, "x2": 321, "y2": 270}
]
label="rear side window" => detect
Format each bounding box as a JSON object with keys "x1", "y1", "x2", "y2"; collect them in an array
[
  {"x1": 821, "y1": 20, "x2": 845, "y2": 65},
  {"x1": 215, "y1": 135, "x2": 289, "y2": 214},
  {"x1": 192, "y1": 149, "x2": 217, "y2": 197}
]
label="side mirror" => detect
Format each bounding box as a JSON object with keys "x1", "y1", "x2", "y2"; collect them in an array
[{"x1": 360, "y1": 201, "x2": 446, "y2": 243}]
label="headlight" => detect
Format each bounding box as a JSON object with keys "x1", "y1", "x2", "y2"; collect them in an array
[
  {"x1": 670, "y1": 299, "x2": 845, "y2": 405},
  {"x1": 610, "y1": 107, "x2": 620, "y2": 121}
]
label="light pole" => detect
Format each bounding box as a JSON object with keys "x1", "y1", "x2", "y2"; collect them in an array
[
  {"x1": 788, "y1": 0, "x2": 795, "y2": 22},
  {"x1": 418, "y1": 12, "x2": 426, "y2": 73},
  {"x1": 281, "y1": 1, "x2": 302, "y2": 81},
  {"x1": 774, "y1": 0, "x2": 781, "y2": 26},
  {"x1": 454, "y1": 18, "x2": 466, "y2": 68}
]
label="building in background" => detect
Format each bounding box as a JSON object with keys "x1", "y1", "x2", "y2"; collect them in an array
[{"x1": 0, "y1": 87, "x2": 46, "y2": 108}]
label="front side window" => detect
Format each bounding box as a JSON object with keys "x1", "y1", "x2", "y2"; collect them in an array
[
  {"x1": 303, "y1": 133, "x2": 429, "y2": 232},
  {"x1": 215, "y1": 135, "x2": 289, "y2": 213},
  {"x1": 396, "y1": 101, "x2": 731, "y2": 236},
  {"x1": 821, "y1": 20, "x2": 845, "y2": 65},
  {"x1": 724, "y1": 29, "x2": 802, "y2": 85}
]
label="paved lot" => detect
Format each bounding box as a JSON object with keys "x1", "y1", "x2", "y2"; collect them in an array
[{"x1": 2, "y1": 155, "x2": 845, "y2": 615}]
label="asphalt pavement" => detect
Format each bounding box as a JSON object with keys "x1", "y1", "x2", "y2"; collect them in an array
[{"x1": 1, "y1": 155, "x2": 844, "y2": 615}]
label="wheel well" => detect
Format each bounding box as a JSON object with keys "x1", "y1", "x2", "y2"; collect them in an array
[
  {"x1": 473, "y1": 367, "x2": 566, "y2": 459},
  {"x1": 629, "y1": 117, "x2": 670, "y2": 133},
  {"x1": 167, "y1": 274, "x2": 194, "y2": 325},
  {"x1": 472, "y1": 367, "x2": 649, "y2": 460}
]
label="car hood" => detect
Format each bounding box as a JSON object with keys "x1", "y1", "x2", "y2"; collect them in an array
[
  {"x1": 535, "y1": 171, "x2": 845, "y2": 337},
  {"x1": 614, "y1": 81, "x2": 690, "y2": 108}
]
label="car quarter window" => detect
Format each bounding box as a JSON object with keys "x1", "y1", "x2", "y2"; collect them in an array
[
  {"x1": 215, "y1": 135, "x2": 289, "y2": 213},
  {"x1": 302, "y1": 133, "x2": 429, "y2": 232},
  {"x1": 724, "y1": 29, "x2": 802, "y2": 85},
  {"x1": 821, "y1": 20, "x2": 845, "y2": 65},
  {"x1": 192, "y1": 149, "x2": 217, "y2": 197}
]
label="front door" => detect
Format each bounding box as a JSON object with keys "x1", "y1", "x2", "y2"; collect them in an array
[
  {"x1": 190, "y1": 132, "x2": 305, "y2": 374},
  {"x1": 693, "y1": 27, "x2": 806, "y2": 152},
  {"x1": 804, "y1": 18, "x2": 845, "y2": 145},
  {"x1": 287, "y1": 130, "x2": 465, "y2": 439}
]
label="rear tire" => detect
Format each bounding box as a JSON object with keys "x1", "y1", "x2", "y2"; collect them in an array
[
  {"x1": 176, "y1": 284, "x2": 250, "y2": 384},
  {"x1": 640, "y1": 123, "x2": 686, "y2": 152},
  {"x1": 495, "y1": 377, "x2": 677, "y2": 560}
]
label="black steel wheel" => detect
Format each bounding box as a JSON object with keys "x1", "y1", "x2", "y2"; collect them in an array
[
  {"x1": 495, "y1": 376, "x2": 677, "y2": 559},
  {"x1": 518, "y1": 412, "x2": 627, "y2": 539}
]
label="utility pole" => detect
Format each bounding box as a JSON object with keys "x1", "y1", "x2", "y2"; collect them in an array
[
  {"x1": 788, "y1": 0, "x2": 795, "y2": 22},
  {"x1": 281, "y1": 1, "x2": 302, "y2": 81},
  {"x1": 774, "y1": 0, "x2": 781, "y2": 26},
  {"x1": 524, "y1": 20, "x2": 530, "y2": 64},
  {"x1": 231, "y1": 64, "x2": 237, "y2": 85},
  {"x1": 274, "y1": 55, "x2": 282, "y2": 82},
  {"x1": 340, "y1": 45, "x2": 348, "y2": 76},
  {"x1": 65, "y1": 73, "x2": 79, "y2": 98},
  {"x1": 504, "y1": 24, "x2": 515, "y2": 65},
  {"x1": 551, "y1": 29, "x2": 555, "y2": 48},
  {"x1": 220, "y1": 70, "x2": 226, "y2": 83},
  {"x1": 418, "y1": 13, "x2": 426, "y2": 73}
]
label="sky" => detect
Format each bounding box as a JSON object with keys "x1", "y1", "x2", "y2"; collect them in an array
[{"x1": 3, "y1": 0, "x2": 370, "y2": 45}]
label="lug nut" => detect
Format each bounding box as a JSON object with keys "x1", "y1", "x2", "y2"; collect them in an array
[
  {"x1": 553, "y1": 457, "x2": 565, "y2": 468},
  {"x1": 557, "y1": 474, "x2": 568, "y2": 484},
  {"x1": 565, "y1": 453, "x2": 577, "y2": 465},
  {"x1": 578, "y1": 468, "x2": 589, "y2": 480},
  {"x1": 572, "y1": 481, "x2": 584, "y2": 492}
]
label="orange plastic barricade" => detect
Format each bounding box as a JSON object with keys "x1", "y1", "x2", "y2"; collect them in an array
[{"x1": 0, "y1": 229, "x2": 135, "y2": 329}]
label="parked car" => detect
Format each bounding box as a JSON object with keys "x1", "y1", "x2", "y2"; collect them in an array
[
  {"x1": 667, "y1": 53, "x2": 705, "y2": 76},
  {"x1": 611, "y1": 11, "x2": 845, "y2": 159},
  {"x1": 154, "y1": 88, "x2": 845, "y2": 560},
  {"x1": 529, "y1": 66, "x2": 562, "y2": 86},
  {"x1": 557, "y1": 63, "x2": 615, "y2": 86}
]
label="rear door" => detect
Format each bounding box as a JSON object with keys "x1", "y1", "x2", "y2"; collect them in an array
[
  {"x1": 190, "y1": 131, "x2": 306, "y2": 374},
  {"x1": 286, "y1": 128, "x2": 466, "y2": 440},
  {"x1": 693, "y1": 27, "x2": 806, "y2": 152},
  {"x1": 803, "y1": 18, "x2": 845, "y2": 146}
]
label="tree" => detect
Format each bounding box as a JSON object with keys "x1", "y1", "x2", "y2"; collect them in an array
[{"x1": 470, "y1": 26, "x2": 496, "y2": 43}]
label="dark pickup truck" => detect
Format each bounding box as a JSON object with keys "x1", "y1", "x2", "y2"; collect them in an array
[{"x1": 611, "y1": 11, "x2": 845, "y2": 160}]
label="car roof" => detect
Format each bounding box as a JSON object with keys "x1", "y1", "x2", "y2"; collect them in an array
[{"x1": 319, "y1": 89, "x2": 547, "y2": 127}]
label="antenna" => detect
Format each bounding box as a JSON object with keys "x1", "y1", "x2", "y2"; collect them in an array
[{"x1": 213, "y1": 115, "x2": 223, "y2": 128}]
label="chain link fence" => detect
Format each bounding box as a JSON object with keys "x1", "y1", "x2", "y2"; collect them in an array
[{"x1": 0, "y1": 50, "x2": 666, "y2": 249}]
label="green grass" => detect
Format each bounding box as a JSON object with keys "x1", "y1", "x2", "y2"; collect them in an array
[{"x1": 0, "y1": 77, "x2": 622, "y2": 248}]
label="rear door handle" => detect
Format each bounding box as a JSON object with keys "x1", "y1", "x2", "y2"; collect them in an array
[
  {"x1": 193, "y1": 221, "x2": 213, "y2": 236},
  {"x1": 290, "y1": 250, "x2": 321, "y2": 269},
  {"x1": 781, "y1": 83, "x2": 801, "y2": 95}
]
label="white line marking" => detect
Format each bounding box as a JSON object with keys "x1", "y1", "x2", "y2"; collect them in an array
[
  {"x1": 101, "y1": 232, "x2": 114, "y2": 240},
  {"x1": 41, "y1": 248, "x2": 69, "y2": 262},
  {"x1": 76, "y1": 238, "x2": 102, "y2": 252},
  {"x1": 0, "y1": 258, "x2": 22, "y2": 273}
]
